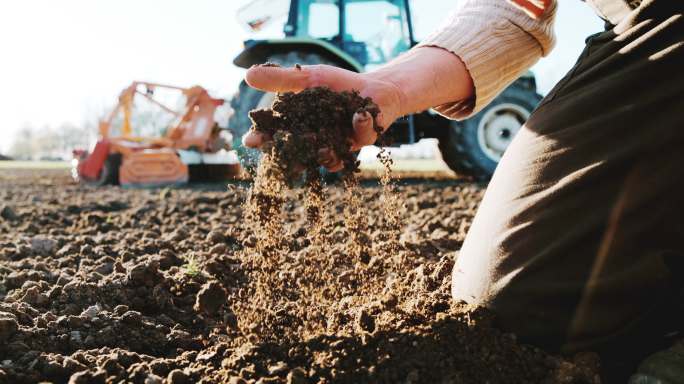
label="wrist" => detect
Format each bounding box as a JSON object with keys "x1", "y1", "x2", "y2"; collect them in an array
[
  {"x1": 360, "y1": 69, "x2": 408, "y2": 122},
  {"x1": 366, "y1": 47, "x2": 474, "y2": 116}
]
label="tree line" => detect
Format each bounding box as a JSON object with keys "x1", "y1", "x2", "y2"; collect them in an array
[{"x1": 6, "y1": 123, "x2": 95, "y2": 161}]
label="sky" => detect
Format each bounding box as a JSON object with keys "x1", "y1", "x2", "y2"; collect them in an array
[{"x1": 0, "y1": 0, "x2": 603, "y2": 153}]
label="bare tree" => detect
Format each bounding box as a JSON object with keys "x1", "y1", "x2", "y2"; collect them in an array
[
  {"x1": 6, "y1": 96, "x2": 179, "y2": 160},
  {"x1": 57, "y1": 122, "x2": 92, "y2": 153},
  {"x1": 8, "y1": 123, "x2": 94, "y2": 160},
  {"x1": 8, "y1": 124, "x2": 36, "y2": 160}
]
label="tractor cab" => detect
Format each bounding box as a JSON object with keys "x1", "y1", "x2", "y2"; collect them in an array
[
  {"x1": 235, "y1": 0, "x2": 414, "y2": 71},
  {"x1": 286, "y1": 0, "x2": 414, "y2": 68}
]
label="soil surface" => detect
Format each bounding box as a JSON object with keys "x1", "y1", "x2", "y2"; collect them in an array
[{"x1": 0, "y1": 169, "x2": 600, "y2": 383}]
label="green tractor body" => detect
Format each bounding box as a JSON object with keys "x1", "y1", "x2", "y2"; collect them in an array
[
  {"x1": 234, "y1": 38, "x2": 364, "y2": 72},
  {"x1": 230, "y1": 0, "x2": 542, "y2": 179}
]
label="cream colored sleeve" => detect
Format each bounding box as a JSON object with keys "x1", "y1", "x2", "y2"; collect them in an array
[{"x1": 416, "y1": 0, "x2": 557, "y2": 119}]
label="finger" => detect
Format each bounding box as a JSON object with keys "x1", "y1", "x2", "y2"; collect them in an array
[
  {"x1": 374, "y1": 111, "x2": 388, "y2": 132},
  {"x1": 317, "y1": 148, "x2": 332, "y2": 166},
  {"x1": 351, "y1": 110, "x2": 378, "y2": 151},
  {"x1": 317, "y1": 148, "x2": 344, "y2": 172},
  {"x1": 246, "y1": 64, "x2": 361, "y2": 93},
  {"x1": 242, "y1": 131, "x2": 271, "y2": 148},
  {"x1": 245, "y1": 65, "x2": 310, "y2": 93},
  {"x1": 317, "y1": 148, "x2": 337, "y2": 168},
  {"x1": 328, "y1": 161, "x2": 344, "y2": 173}
]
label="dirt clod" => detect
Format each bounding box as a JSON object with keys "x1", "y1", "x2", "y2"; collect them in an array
[
  {"x1": 194, "y1": 281, "x2": 227, "y2": 315},
  {"x1": 30, "y1": 236, "x2": 57, "y2": 255},
  {"x1": 249, "y1": 87, "x2": 379, "y2": 181},
  {"x1": 0, "y1": 312, "x2": 18, "y2": 342},
  {"x1": 356, "y1": 309, "x2": 376, "y2": 334},
  {"x1": 286, "y1": 367, "x2": 308, "y2": 384},
  {"x1": 0, "y1": 204, "x2": 18, "y2": 221},
  {"x1": 167, "y1": 369, "x2": 190, "y2": 384}
]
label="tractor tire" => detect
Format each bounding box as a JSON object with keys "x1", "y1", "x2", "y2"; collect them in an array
[
  {"x1": 229, "y1": 51, "x2": 337, "y2": 176},
  {"x1": 438, "y1": 84, "x2": 542, "y2": 181},
  {"x1": 85, "y1": 154, "x2": 121, "y2": 186}
]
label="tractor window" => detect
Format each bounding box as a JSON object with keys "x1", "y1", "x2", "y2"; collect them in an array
[
  {"x1": 344, "y1": 0, "x2": 410, "y2": 65},
  {"x1": 299, "y1": 1, "x2": 340, "y2": 39}
]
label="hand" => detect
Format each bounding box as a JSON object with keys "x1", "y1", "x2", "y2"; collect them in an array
[
  {"x1": 241, "y1": 47, "x2": 475, "y2": 172},
  {"x1": 242, "y1": 64, "x2": 406, "y2": 171}
]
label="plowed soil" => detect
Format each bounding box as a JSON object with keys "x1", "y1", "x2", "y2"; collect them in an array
[{"x1": 0, "y1": 169, "x2": 600, "y2": 384}]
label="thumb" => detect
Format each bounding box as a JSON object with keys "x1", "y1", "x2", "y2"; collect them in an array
[
  {"x1": 245, "y1": 64, "x2": 310, "y2": 93},
  {"x1": 351, "y1": 110, "x2": 378, "y2": 151},
  {"x1": 242, "y1": 130, "x2": 271, "y2": 149},
  {"x1": 246, "y1": 64, "x2": 362, "y2": 93}
]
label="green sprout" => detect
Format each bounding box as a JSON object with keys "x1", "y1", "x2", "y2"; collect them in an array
[
  {"x1": 182, "y1": 254, "x2": 201, "y2": 277},
  {"x1": 159, "y1": 187, "x2": 171, "y2": 200}
]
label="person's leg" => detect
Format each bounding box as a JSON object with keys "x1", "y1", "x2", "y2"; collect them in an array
[{"x1": 453, "y1": 0, "x2": 684, "y2": 380}]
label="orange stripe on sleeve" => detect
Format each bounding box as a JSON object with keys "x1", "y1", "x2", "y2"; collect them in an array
[{"x1": 508, "y1": 0, "x2": 552, "y2": 19}]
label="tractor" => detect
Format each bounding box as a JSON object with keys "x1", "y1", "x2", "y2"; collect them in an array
[
  {"x1": 73, "y1": 82, "x2": 237, "y2": 187},
  {"x1": 229, "y1": 0, "x2": 542, "y2": 180}
]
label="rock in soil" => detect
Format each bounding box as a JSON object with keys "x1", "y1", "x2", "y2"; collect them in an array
[
  {"x1": 194, "y1": 281, "x2": 227, "y2": 315},
  {"x1": 167, "y1": 369, "x2": 190, "y2": 384},
  {"x1": 0, "y1": 204, "x2": 18, "y2": 221},
  {"x1": 0, "y1": 312, "x2": 18, "y2": 342},
  {"x1": 0, "y1": 168, "x2": 603, "y2": 384},
  {"x1": 30, "y1": 236, "x2": 57, "y2": 255}
]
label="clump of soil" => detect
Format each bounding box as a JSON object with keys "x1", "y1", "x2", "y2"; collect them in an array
[
  {"x1": 194, "y1": 281, "x2": 227, "y2": 315},
  {"x1": 248, "y1": 86, "x2": 380, "y2": 181}
]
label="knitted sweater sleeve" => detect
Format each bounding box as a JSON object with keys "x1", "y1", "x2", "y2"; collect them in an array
[{"x1": 416, "y1": 0, "x2": 557, "y2": 119}]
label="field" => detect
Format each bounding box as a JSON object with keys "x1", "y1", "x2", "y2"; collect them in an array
[
  {"x1": 0, "y1": 161, "x2": 71, "y2": 170},
  {"x1": 0, "y1": 167, "x2": 599, "y2": 383}
]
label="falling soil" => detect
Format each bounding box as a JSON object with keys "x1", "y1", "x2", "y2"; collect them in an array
[
  {"x1": 246, "y1": 86, "x2": 382, "y2": 250},
  {"x1": 239, "y1": 86, "x2": 403, "y2": 358},
  {"x1": 245, "y1": 86, "x2": 388, "y2": 261}
]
